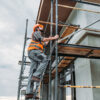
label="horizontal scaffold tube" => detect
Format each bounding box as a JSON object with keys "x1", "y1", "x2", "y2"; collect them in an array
[
  {"x1": 58, "y1": 4, "x2": 100, "y2": 14},
  {"x1": 38, "y1": 20, "x2": 100, "y2": 32},
  {"x1": 59, "y1": 85, "x2": 100, "y2": 88}
]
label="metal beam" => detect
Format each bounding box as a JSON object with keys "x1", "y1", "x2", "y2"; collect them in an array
[
  {"x1": 57, "y1": 53, "x2": 100, "y2": 59},
  {"x1": 73, "y1": 0, "x2": 100, "y2": 7},
  {"x1": 59, "y1": 43, "x2": 100, "y2": 50}
]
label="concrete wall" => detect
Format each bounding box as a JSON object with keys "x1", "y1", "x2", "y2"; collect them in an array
[
  {"x1": 74, "y1": 36, "x2": 93, "y2": 100},
  {"x1": 76, "y1": 34, "x2": 100, "y2": 100},
  {"x1": 67, "y1": 3, "x2": 100, "y2": 30},
  {"x1": 63, "y1": 29, "x2": 100, "y2": 100},
  {"x1": 88, "y1": 35, "x2": 100, "y2": 100},
  {"x1": 70, "y1": 33, "x2": 100, "y2": 100}
]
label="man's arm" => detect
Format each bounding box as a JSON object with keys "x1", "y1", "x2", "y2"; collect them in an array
[
  {"x1": 33, "y1": 31, "x2": 59, "y2": 42},
  {"x1": 42, "y1": 35, "x2": 59, "y2": 42}
]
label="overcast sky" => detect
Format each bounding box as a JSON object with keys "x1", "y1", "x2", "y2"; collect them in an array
[{"x1": 0, "y1": 0, "x2": 40, "y2": 100}]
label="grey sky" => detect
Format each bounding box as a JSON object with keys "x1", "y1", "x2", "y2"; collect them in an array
[{"x1": 0, "y1": 0, "x2": 40, "y2": 99}]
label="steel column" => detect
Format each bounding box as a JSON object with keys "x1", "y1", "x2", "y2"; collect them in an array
[{"x1": 55, "y1": 0, "x2": 58, "y2": 100}]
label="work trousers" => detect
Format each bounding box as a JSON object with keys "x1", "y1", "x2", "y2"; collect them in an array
[{"x1": 26, "y1": 50, "x2": 48, "y2": 94}]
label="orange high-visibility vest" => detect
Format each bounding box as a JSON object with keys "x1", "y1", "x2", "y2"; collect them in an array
[{"x1": 28, "y1": 40, "x2": 44, "y2": 51}]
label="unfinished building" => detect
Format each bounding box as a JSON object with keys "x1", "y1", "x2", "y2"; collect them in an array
[{"x1": 17, "y1": 0, "x2": 100, "y2": 100}]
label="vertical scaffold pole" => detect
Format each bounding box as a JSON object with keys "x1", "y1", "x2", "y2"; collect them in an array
[
  {"x1": 17, "y1": 19, "x2": 28, "y2": 100},
  {"x1": 48, "y1": 0, "x2": 53, "y2": 100},
  {"x1": 55, "y1": 0, "x2": 58, "y2": 100}
]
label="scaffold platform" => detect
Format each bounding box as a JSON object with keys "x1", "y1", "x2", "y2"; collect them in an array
[{"x1": 44, "y1": 43, "x2": 100, "y2": 83}]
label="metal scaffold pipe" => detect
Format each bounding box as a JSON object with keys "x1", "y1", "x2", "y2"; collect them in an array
[
  {"x1": 17, "y1": 19, "x2": 28, "y2": 100},
  {"x1": 55, "y1": 0, "x2": 58, "y2": 100},
  {"x1": 48, "y1": 0, "x2": 53, "y2": 100}
]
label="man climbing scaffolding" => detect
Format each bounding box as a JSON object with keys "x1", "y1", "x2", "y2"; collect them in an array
[{"x1": 25, "y1": 24, "x2": 59, "y2": 99}]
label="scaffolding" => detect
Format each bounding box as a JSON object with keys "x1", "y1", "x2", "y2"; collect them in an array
[
  {"x1": 17, "y1": 0, "x2": 100, "y2": 100},
  {"x1": 17, "y1": 19, "x2": 29, "y2": 100}
]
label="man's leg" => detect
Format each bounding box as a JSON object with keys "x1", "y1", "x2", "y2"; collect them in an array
[
  {"x1": 26, "y1": 51, "x2": 38, "y2": 95},
  {"x1": 26, "y1": 59, "x2": 37, "y2": 95},
  {"x1": 32, "y1": 52, "x2": 49, "y2": 99},
  {"x1": 33, "y1": 52, "x2": 48, "y2": 79},
  {"x1": 27, "y1": 50, "x2": 48, "y2": 99}
]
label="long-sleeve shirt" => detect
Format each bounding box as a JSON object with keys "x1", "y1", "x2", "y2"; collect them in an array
[
  {"x1": 32, "y1": 31, "x2": 47, "y2": 46},
  {"x1": 32, "y1": 31, "x2": 43, "y2": 42}
]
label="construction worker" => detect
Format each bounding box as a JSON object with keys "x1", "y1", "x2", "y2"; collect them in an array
[{"x1": 25, "y1": 24, "x2": 59, "y2": 99}]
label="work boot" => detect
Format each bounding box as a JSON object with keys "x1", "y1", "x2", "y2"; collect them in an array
[
  {"x1": 25, "y1": 93, "x2": 39, "y2": 99},
  {"x1": 25, "y1": 93, "x2": 33, "y2": 99},
  {"x1": 32, "y1": 76, "x2": 40, "y2": 82}
]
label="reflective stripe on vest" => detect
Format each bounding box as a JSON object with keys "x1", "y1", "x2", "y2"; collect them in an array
[{"x1": 28, "y1": 40, "x2": 44, "y2": 51}]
